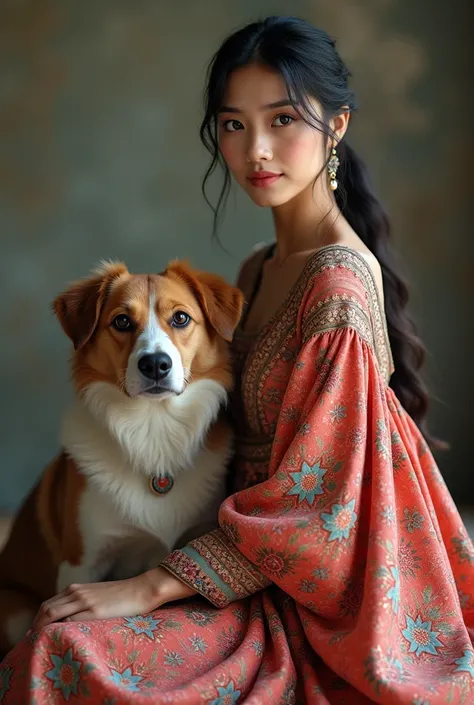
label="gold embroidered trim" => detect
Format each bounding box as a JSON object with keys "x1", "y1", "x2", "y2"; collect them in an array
[
  {"x1": 161, "y1": 528, "x2": 270, "y2": 608},
  {"x1": 235, "y1": 244, "x2": 394, "y2": 435},
  {"x1": 304, "y1": 247, "x2": 394, "y2": 384},
  {"x1": 303, "y1": 294, "x2": 373, "y2": 347}
]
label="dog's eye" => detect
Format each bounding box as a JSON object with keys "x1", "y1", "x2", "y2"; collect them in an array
[
  {"x1": 171, "y1": 311, "x2": 191, "y2": 328},
  {"x1": 112, "y1": 314, "x2": 133, "y2": 331}
]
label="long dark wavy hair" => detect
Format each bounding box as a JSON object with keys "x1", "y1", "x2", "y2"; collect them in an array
[{"x1": 199, "y1": 16, "x2": 442, "y2": 448}]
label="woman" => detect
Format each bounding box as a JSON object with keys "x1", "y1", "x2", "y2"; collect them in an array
[{"x1": 1, "y1": 16, "x2": 473, "y2": 705}]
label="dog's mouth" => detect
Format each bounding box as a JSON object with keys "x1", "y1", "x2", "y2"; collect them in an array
[{"x1": 139, "y1": 383, "x2": 181, "y2": 398}]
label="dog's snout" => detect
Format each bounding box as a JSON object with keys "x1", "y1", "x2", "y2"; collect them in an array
[{"x1": 138, "y1": 352, "x2": 173, "y2": 381}]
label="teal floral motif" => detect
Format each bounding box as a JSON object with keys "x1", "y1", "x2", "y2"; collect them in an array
[
  {"x1": 189, "y1": 634, "x2": 207, "y2": 653},
  {"x1": 164, "y1": 650, "x2": 184, "y2": 666},
  {"x1": 402, "y1": 615, "x2": 443, "y2": 657},
  {"x1": 210, "y1": 680, "x2": 241, "y2": 705},
  {"x1": 375, "y1": 419, "x2": 389, "y2": 458},
  {"x1": 453, "y1": 649, "x2": 474, "y2": 678},
  {"x1": 412, "y1": 699, "x2": 430, "y2": 705},
  {"x1": 45, "y1": 648, "x2": 81, "y2": 701},
  {"x1": 380, "y1": 505, "x2": 395, "y2": 525},
  {"x1": 313, "y1": 567, "x2": 329, "y2": 580},
  {"x1": 299, "y1": 578, "x2": 317, "y2": 593},
  {"x1": 233, "y1": 607, "x2": 246, "y2": 623},
  {"x1": 386, "y1": 566, "x2": 400, "y2": 614},
  {"x1": 391, "y1": 430, "x2": 402, "y2": 445},
  {"x1": 321, "y1": 499, "x2": 357, "y2": 542},
  {"x1": 402, "y1": 507, "x2": 425, "y2": 534},
  {"x1": 329, "y1": 404, "x2": 347, "y2": 422},
  {"x1": 110, "y1": 667, "x2": 143, "y2": 692},
  {"x1": 0, "y1": 664, "x2": 13, "y2": 701},
  {"x1": 251, "y1": 639, "x2": 264, "y2": 657},
  {"x1": 123, "y1": 615, "x2": 161, "y2": 639},
  {"x1": 451, "y1": 536, "x2": 474, "y2": 565},
  {"x1": 287, "y1": 460, "x2": 327, "y2": 506},
  {"x1": 392, "y1": 430, "x2": 408, "y2": 471},
  {"x1": 458, "y1": 589, "x2": 471, "y2": 609}
]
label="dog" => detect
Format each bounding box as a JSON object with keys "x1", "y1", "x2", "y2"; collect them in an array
[{"x1": 0, "y1": 259, "x2": 244, "y2": 656}]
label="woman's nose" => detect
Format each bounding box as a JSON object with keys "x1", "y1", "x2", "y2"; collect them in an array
[{"x1": 246, "y1": 131, "x2": 273, "y2": 163}]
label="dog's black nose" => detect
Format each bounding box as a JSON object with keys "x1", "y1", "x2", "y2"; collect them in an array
[{"x1": 138, "y1": 352, "x2": 172, "y2": 381}]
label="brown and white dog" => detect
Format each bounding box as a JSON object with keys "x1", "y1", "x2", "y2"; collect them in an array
[{"x1": 0, "y1": 260, "x2": 243, "y2": 656}]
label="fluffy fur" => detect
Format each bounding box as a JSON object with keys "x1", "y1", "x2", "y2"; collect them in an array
[{"x1": 0, "y1": 260, "x2": 243, "y2": 657}]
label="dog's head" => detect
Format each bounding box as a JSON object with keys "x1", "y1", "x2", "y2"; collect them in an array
[{"x1": 53, "y1": 260, "x2": 244, "y2": 399}]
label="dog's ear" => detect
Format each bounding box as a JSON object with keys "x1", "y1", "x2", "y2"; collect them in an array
[
  {"x1": 166, "y1": 261, "x2": 244, "y2": 342},
  {"x1": 53, "y1": 261, "x2": 129, "y2": 350}
]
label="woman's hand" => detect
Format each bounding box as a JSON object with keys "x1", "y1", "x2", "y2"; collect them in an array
[{"x1": 32, "y1": 567, "x2": 196, "y2": 631}]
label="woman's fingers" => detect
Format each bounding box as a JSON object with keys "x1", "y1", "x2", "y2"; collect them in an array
[
  {"x1": 33, "y1": 583, "x2": 99, "y2": 629},
  {"x1": 33, "y1": 595, "x2": 85, "y2": 630}
]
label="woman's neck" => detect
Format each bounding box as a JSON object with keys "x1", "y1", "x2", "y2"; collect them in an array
[{"x1": 271, "y1": 183, "x2": 340, "y2": 263}]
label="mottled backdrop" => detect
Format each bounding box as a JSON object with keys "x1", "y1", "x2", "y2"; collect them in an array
[{"x1": 0, "y1": 0, "x2": 472, "y2": 511}]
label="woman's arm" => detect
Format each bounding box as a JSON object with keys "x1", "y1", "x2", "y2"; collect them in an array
[{"x1": 32, "y1": 566, "x2": 196, "y2": 630}]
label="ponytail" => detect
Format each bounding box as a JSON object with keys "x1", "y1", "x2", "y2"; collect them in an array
[{"x1": 336, "y1": 143, "x2": 444, "y2": 449}]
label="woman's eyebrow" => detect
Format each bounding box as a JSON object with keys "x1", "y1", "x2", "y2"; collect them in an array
[{"x1": 218, "y1": 99, "x2": 293, "y2": 114}]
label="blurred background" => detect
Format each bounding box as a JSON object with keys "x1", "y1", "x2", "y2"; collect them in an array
[{"x1": 0, "y1": 1, "x2": 472, "y2": 528}]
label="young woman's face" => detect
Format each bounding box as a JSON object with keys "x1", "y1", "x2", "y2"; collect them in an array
[{"x1": 218, "y1": 63, "x2": 328, "y2": 208}]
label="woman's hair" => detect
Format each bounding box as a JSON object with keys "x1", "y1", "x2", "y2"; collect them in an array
[{"x1": 200, "y1": 15, "x2": 442, "y2": 448}]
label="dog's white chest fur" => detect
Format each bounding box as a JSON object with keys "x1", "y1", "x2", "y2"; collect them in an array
[{"x1": 58, "y1": 379, "x2": 231, "y2": 588}]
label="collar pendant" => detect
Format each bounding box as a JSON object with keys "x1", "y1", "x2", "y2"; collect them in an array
[{"x1": 150, "y1": 473, "x2": 174, "y2": 495}]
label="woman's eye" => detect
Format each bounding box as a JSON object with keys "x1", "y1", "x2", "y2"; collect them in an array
[
  {"x1": 222, "y1": 119, "x2": 244, "y2": 132},
  {"x1": 112, "y1": 314, "x2": 133, "y2": 331},
  {"x1": 171, "y1": 311, "x2": 191, "y2": 328},
  {"x1": 273, "y1": 114, "x2": 294, "y2": 127}
]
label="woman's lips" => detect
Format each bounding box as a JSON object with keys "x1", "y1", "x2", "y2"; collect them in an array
[{"x1": 248, "y1": 172, "x2": 282, "y2": 188}]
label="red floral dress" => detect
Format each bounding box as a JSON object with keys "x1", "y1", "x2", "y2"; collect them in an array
[{"x1": 1, "y1": 245, "x2": 473, "y2": 704}]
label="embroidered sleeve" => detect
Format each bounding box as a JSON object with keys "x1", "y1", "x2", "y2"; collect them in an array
[
  {"x1": 299, "y1": 246, "x2": 393, "y2": 384},
  {"x1": 160, "y1": 528, "x2": 270, "y2": 607}
]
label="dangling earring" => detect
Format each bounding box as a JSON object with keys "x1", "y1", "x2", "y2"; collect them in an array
[{"x1": 328, "y1": 147, "x2": 339, "y2": 191}]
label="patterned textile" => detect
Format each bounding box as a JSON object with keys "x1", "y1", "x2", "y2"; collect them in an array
[{"x1": 1, "y1": 245, "x2": 473, "y2": 704}]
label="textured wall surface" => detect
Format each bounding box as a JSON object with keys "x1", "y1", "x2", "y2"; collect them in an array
[{"x1": 0, "y1": 0, "x2": 472, "y2": 510}]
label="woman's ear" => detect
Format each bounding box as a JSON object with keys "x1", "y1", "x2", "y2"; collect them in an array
[{"x1": 331, "y1": 107, "x2": 351, "y2": 143}]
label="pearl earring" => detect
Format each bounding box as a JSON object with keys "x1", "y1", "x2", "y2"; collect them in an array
[{"x1": 328, "y1": 147, "x2": 339, "y2": 191}]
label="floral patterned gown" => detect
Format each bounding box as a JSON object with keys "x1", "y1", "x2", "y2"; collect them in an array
[{"x1": 1, "y1": 245, "x2": 473, "y2": 705}]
